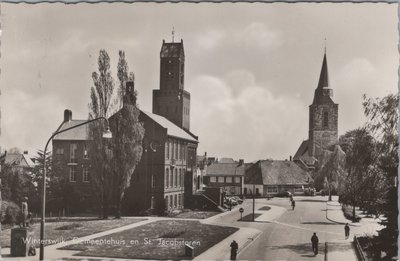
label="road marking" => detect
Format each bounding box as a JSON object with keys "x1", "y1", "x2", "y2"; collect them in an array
[{"x1": 272, "y1": 220, "x2": 342, "y2": 235}]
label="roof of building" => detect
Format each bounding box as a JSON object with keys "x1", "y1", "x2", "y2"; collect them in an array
[
  {"x1": 141, "y1": 110, "x2": 197, "y2": 143},
  {"x1": 246, "y1": 160, "x2": 311, "y2": 185},
  {"x1": 219, "y1": 158, "x2": 235, "y2": 163},
  {"x1": 160, "y1": 41, "x2": 184, "y2": 58},
  {"x1": 53, "y1": 120, "x2": 89, "y2": 141},
  {"x1": 4, "y1": 153, "x2": 35, "y2": 168},
  {"x1": 312, "y1": 52, "x2": 336, "y2": 105},
  {"x1": 317, "y1": 53, "x2": 329, "y2": 90},
  {"x1": 206, "y1": 162, "x2": 245, "y2": 176},
  {"x1": 294, "y1": 140, "x2": 309, "y2": 159}
]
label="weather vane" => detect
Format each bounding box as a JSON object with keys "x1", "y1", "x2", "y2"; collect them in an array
[
  {"x1": 172, "y1": 27, "x2": 175, "y2": 43},
  {"x1": 324, "y1": 37, "x2": 327, "y2": 54}
]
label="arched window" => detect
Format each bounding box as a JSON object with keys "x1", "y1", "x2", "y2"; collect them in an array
[{"x1": 323, "y1": 111, "x2": 329, "y2": 128}]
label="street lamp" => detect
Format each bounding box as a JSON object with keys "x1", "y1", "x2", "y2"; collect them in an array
[
  {"x1": 39, "y1": 117, "x2": 112, "y2": 261},
  {"x1": 252, "y1": 183, "x2": 255, "y2": 222}
]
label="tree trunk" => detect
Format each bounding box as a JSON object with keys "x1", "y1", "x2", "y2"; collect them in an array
[
  {"x1": 115, "y1": 196, "x2": 121, "y2": 219},
  {"x1": 352, "y1": 204, "x2": 356, "y2": 221}
]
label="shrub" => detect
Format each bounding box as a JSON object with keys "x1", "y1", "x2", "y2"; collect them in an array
[
  {"x1": 342, "y1": 204, "x2": 361, "y2": 222},
  {"x1": 1, "y1": 201, "x2": 21, "y2": 225}
]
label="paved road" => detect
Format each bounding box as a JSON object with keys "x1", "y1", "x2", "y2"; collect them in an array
[{"x1": 212, "y1": 196, "x2": 353, "y2": 261}]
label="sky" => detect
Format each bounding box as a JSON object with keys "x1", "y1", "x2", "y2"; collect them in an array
[{"x1": 0, "y1": 3, "x2": 398, "y2": 162}]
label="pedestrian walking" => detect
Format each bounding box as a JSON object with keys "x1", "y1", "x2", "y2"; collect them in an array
[
  {"x1": 345, "y1": 223, "x2": 350, "y2": 239},
  {"x1": 289, "y1": 194, "x2": 293, "y2": 202},
  {"x1": 291, "y1": 200, "x2": 295, "y2": 210},
  {"x1": 230, "y1": 240, "x2": 238, "y2": 260},
  {"x1": 311, "y1": 232, "x2": 319, "y2": 255}
]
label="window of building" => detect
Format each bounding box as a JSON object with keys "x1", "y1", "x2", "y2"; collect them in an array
[
  {"x1": 267, "y1": 187, "x2": 278, "y2": 193},
  {"x1": 323, "y1": 111, "x2": 329, "y2": 128},
  {"x1": 169, "y1": 195, "x2": 172, "y2": 208},
  {"x1": 170, "y1": 170, "x2": 173, "y2": 187},
  {"x1": 235, "y1": 177, "x2": 241, "y2": 183},
  {"x1": 83, "y1": 144, "x2": 89, "y2": 159},
  {"x1": 56, "y1": 147, "x2": 64, "y2": 155},
  {"x1": 210, "y1": 177, "x2": 216, "y2": 183},
  {"x1": 244, "y1": 188, "x2": 248, "y2": 194},
  {"x1": 169, "y1": 141, "x2": 173, "y2": 159},
  {"x1": 226, "y1": 177, "x2": 232, "y2": 183},
  {"x1": 174, "y1": 142, "x2": 178, "y2": 159},
  {"x1": 83, "y1": 167, "x2": 90, "y2": 183},
  {"x1": 174, "y1": 194, "x2": 177, "y2": 207},
  {"x1": 181, "y1": 171, "x2": 184, "y2": 186},
  {"x1": 178, "y1": 194, "x2": 182, "y2": 206},
  {"x1": 165, "y1": 141, "x2": 169, "y2": 159},
  {"x1": 218, "y1": 177, "x2": 224, "y2": 183},
  {"x1": 69, "y1": 166, "x2": 76, "y2": 182},
  {"x1": 177, "y1": 169, "x2": 180, "y2": 187},
  {"x1": 177, "y1": 143, "x2": 181, "y2": 160},
  {"x1": 166, "y1": 168, "x2": 170, "y2": 188},
  {"x1": 70, "y1": 143, "x2": 77, "y2": 163},
  {"x1": 174, "y1": 169, "x2": 177, "y2": 187}
]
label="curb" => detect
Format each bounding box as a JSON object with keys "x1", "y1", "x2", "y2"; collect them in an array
[{"x1": 325, "y1": 202, "x2": 347, "y2": 225}]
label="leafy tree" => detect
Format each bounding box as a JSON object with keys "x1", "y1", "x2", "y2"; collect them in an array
[
  {"x1": 363, "y1": 93, "x2": 398, "y2": 258},
  {"x1": 110, "y1": 51, "x2": 144, "y2": 218},
  {"x1": 340, "y1": 128, "x2": 376, "y2": 220},
  {"x1": 319, "y1": 145, "x2": 346, "y2": 201},
  {"x1": 89, "y1": 49, "x2": 115, "y2": 219}
]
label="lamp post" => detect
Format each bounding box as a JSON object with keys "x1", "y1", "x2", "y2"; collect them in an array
[
  {"x1": 252, "y1": 182, "x2": 255, "y2": 222},
  {"x1": 39, "y1": 117, "x2": 112, "y2": 261}
]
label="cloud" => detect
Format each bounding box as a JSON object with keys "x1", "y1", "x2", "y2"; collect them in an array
[
  {"x1": 194, "y1": 30, "x2": 226, "y2": 50},
  {"x1": 190, "y1": 73, "x2": 306, "y2": 161},
  {"x1": 335, "y1": 57, "x2": 397, "y2": 135},
  {"x1": 233, "y1": 22, "x2": 283, "y2": 50}
]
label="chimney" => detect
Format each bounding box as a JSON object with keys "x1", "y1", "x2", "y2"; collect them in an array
[
  {"x1": 23, "y1": 151, "x2": 28, "y2": 155},
  {"x1": 204, "y1": 152, "x2": 207, "y2": 157},
  {"x1": 238, "y1": 159, "x2": 244, "y2": 166},
  {"x1": 123, "y1": 81, "x2": 136, "y2": 107},
  {"x1": 64, "y1": 109, "x2": 72, "y2": 122},
  {"x1": 290, "y1": 155, "x2": 292, "y2": 161}
]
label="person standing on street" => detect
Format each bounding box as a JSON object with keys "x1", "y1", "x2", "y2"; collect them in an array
[
  {"x1": 230, "y1": 240, "x2": 238, "y2": 260},
  {"x1": 291, "y1": 200, "x2": 296, "y2": 210},
  {"x1": 311, "y1": 232, "x2": 319, "y2": 255},
  {"x1": 345, "y1": 223, "x2": 350, "y2": 239}
]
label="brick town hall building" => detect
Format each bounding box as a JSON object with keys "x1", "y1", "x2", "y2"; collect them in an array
[{"x1": 52, "y1": 38, "x2": 198, "y2": 215}]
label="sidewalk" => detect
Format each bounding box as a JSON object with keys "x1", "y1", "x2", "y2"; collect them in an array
[{"x1": 325, "y1": 198, "x2": 382, "y2": 261}]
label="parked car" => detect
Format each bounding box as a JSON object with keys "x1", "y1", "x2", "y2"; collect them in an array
[
  {"x1": 232, "y1": 196, "x2": 243, "y2": 204},
  {"x1": 275, "y1": 191, "x2": 292, "y2": 198}
]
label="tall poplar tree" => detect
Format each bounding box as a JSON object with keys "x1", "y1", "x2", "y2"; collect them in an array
[{"x1": 88, "y1": 49, "x2": 115, "y2": 219}]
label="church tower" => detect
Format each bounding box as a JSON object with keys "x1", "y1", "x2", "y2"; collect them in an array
[
  {"x1": 153, "y1": 38, "x2": 190, "y2": 131},
  {"x1": 308, "y1": 52, "x2": 338, "y2": 158}
]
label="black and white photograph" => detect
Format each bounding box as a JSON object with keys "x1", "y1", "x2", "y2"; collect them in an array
[{"x1": 0, "y1": 2, "x2": 398, "y2": 261}]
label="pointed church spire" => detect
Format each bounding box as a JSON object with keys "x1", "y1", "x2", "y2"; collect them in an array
[{"x1": 317, "y1": 51, "x2": 329, "y2": 89}]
